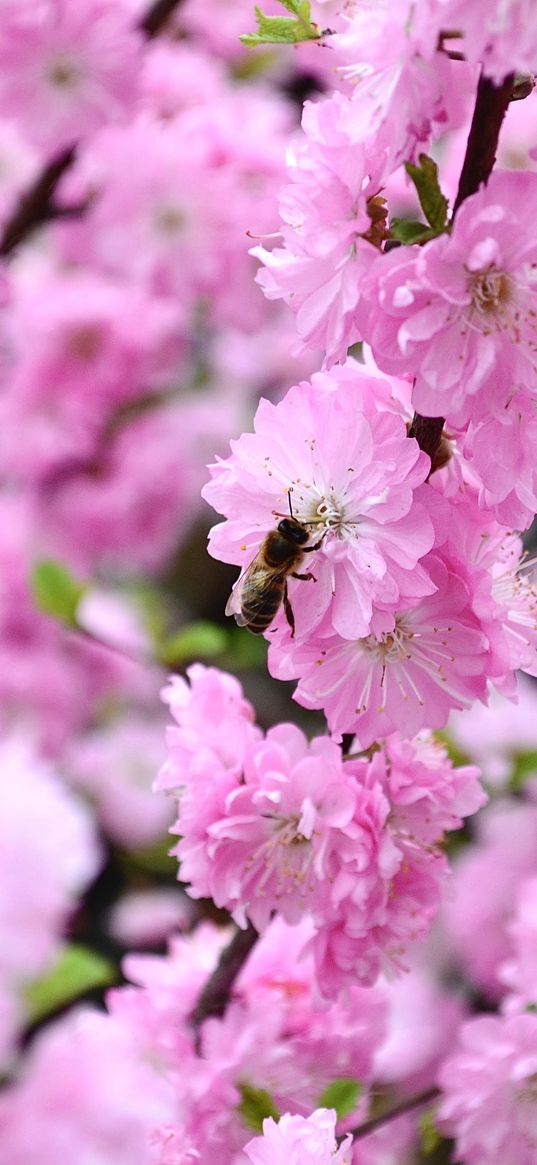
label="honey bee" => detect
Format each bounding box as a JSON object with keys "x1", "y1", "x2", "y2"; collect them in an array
[{"x1": 225, "y1": 507, "x2": 325, "y2": 637}]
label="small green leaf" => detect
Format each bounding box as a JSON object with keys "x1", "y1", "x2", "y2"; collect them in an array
[
  {"x1": 317, "y1": 1077, "x2": 362, "y2": 1119},
  {"x1": 157, "y1": 620, "x2": 229, "y2": 666},
  {"x1": 405, "y1": 154, "x2": 449, "y2": 233},
  {"x1": 390, "y1": 218, "x2": 437, "y2": 245},
  {"x1": 419, "y1": 1110, "x2": 442, "y2": 1155},
  {"x1": 24, "y1": 945, "x2": 116, "y2": 1024},
  {"x1": 510, "y1": 749, "x2": 537, "y2": 792},
  {"x1": 237, "y1": 1083, "x2": 281, "y2": 1132},
  {"x1": 31, "y1": 559, "x2": 88, "y2": 627},
  {"x1": 241, "y1": 0, "x2": 320, "y2": 46}
]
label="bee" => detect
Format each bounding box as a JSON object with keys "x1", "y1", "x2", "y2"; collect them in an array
[{"x1": 225, "y1": 505, "x2": 325, "y2": 638}]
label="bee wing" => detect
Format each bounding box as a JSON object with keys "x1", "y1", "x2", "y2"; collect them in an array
[{"x1": 226, "y1": 554, "x2": 285, "y2": 627}]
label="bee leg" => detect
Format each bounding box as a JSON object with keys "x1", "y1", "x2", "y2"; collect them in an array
[
  {"x1": 291, "y1": 571, "x2": 316, "y2": 582},
  {"x1": 303, "y1": 532, "x2": 328, "y2": 552},
  {"x1": 283, "y1": 580, "x2": 296, "y2": 638}
]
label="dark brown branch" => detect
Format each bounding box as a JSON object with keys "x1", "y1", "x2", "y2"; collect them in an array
[
  {"x1": 410, "y1": 70, "x2": 515, "y2": 470},
  {"x1": 453, "y1": 71, "x2": 514, "y2": 214},
  {"x1": 189, "y1": 922, "x2": 258, "y2": 1037},
  {"x1": 0, "y1": 145, "x2": 76, "y2": 257},
  {"x1": 138, "y1": 0, "x2": 184, "y2": 37},
  {"x1": 349, "y1": 1086, "x2": 441, "y2": 1142}
]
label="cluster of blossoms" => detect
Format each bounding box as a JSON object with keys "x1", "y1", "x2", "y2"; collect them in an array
[
  {"x1": 2, "y1": 1, "x2": 537, "y2": 1164},
  {"x1": 157, "y1": 664, "x2": 485, "y2": 994},
  {"x1": 204, "y1": 360, "x2": 537, "y2": 742}
]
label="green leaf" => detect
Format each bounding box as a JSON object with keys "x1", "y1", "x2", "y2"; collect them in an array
[
  {"x1": 237, "y1": 1083, "x2": 281, "y2": 1132},
  {"x1": 241, "y1": 0, "x2": 320, "y2": 46},
  {"x1": 317, "y1": 1077, "x2": 362, "y2": 1119},
  {"x1": 31, "y1": 559, "x2": 88, "y2": 627},
  {"x1": 419, "y1": 1110, "x2": 442, "y2": 1155},
  {"x1": 390, "y1": 218, "x2": 437, "y2": 245},
  {"x1": 405, "y1": 154, "x2": 449, "y2": 233},
  {"x1": 510, "y1": 749, "x2": 537, "y2": 792},
  {"x1": 24, "y1": 945, "x2": 116, "y2": 1024},
  {"x1": 157, "y1": 620, "x2": 229, "y2": 666}
]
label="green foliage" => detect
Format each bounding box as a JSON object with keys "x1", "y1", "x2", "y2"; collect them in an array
[
  {"x1": 317, "y1": 1077, "x2": 362, "y2": 1119},
  {"x1": 390, "y1": 218, "x2": 439, "y2": 244},
  {"x1": 24, "y1": 945, "x2": 116, "y2": 1024},
  {"x1": 510, "y1": 749, "x2": 537, "y2": 792},
  {"x1": 31, "y1": 558, "x2": 87, "y2": 627},
  {"x1": 157, "y1": 620, "x2": 229, "y2": 666},
  {"x1": 419, "y1": 1109, "x2": 442, "y2": 1155},
  {"x1": 237, "y1": 1083, "x2": 281, "y2": 1132},
  {"x1": 241, "y1": 0, "x2": 320, "y2": 47},
  {"x1": 404, "y1": 154, "x2": 449, "y2": 235}
]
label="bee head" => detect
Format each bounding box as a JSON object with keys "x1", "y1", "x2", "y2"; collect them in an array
[{"x1": 277, "y1": 517, "x2": 310, "y2": 545}]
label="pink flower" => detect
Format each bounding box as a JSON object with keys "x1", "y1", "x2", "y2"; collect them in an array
[
  {"x1": 438, "y1": 1012, "x2": 537, "y2": 1165},
  {"x1": 0, "y1": 0, "x2": 143, "y2": 151},
  {"x1": 499, "y1": 875, "x2": 537, "y2": 1013},
  {"x1": 252, "y1": 93, "x2": 387, "y2": 365},
  {"x1": 362, "y1": 171, "x2": 537, "y2": 428},
  {"x1": 243, "y1": 1110, "x2": 352, "y2": 1165},
  {"x1": 437, "y1": 0, "x2": 537, "y2": 84},
  {"x1": 331, "y1": 0, "x2": 466, "y2": 166},
  {"x1": 203, "y1": 364, "x2": 435, "y2": 646},
  {"x1": 269, "y1": 551, "x2": 488, "y2": 744}
]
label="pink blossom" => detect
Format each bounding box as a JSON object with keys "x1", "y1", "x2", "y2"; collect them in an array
[
  {"x1": 0, "y1": 1007, "x2": 176, "y2": 1165},
  {"x1": 157, "y1": 664, "x2": 261, "y2": 796},
  {"x1": 0, "y1": 0, "x2": 143, "y2": 151},
  {"x1": 442, "y1": 797, "x2": 537, "y2": 998},
  {"x1": 436, "y1": 0, "x2": 537, "y2": 84},
  {"x1": 107, "y1": 889, "x2": 193, "y2": 949},
  {"x1": 269, "y1": 551, "x2": 488, "y2": 744},
  {"x1": 331, "y1": 0, "x2": 466, "y2": 166},
  {"x1": 449, "y1": 677, "x2": 537, "y2": 788},
  {"x1": 438, "y1": 1012, "x2": 537, "y2": 1165},
  {"x1": 0, "y1": 737, "x2": 101, "y2": 982},
  {"x1": 203, "y1": 365, "x2": 435, "y2": 646},
  {"x1": 500, "y1": 875, "x2": 537, "y2": 1012},
  {"x1": 252, "y1": 93, "x2": 388, "y2": 365},
  {"x1": 66, "y1": 716, "x2": 174, "y2": 849},
  {"x1": 243, "y1": 1110, "x2": 352, "y2": 1165},
  {"x1": 362, "y1": 171, "x2": 537, "y2": 428}
]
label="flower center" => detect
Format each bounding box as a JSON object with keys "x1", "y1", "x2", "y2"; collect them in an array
[
  {"x1": 47, "y1": 55, "x2": 80, "y2": 90},
  {"x1": 468, "y1": 264, "x2": 511, "y2": 316},
  {"x1": 361, "y1": 622, "x2": 411, "y2": 664}
]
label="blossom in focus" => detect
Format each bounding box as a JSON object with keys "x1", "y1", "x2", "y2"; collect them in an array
[
  {"x1": 362, "y1": 171, "x2": 537, "y2": 428},
  {"x1": 243, "y1": 1110, "x2": 352, "y2": 1165},
  {"x1": 0, "y1": 0, "x2": 143, "y2": 151},
  {"x1": 438, "y1": 1012, "x2": 537, "y2": 1165},
  {"x1": 252, "y1": 93, "x2": 388, "y2": 365},
  {"x1": 203, "y1": 364, "x2": 435, "y2": 646}
]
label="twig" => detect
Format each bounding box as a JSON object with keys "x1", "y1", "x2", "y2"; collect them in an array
[
  {"x1": 0, "y1": 145, "x2": 76, "y2": 257},
  {"x1": 409, "y1": 70, "x2": 515, "y2": 470},
  {"x1": 138, "y1": 0, "x2": 184, "y2": 37},
  {"x1": 189, "y1": 922, "x2": 258, "y2": 1040},
  {"x1": 349, "y1": 1085, "x2": 441, "y2": 1142}
]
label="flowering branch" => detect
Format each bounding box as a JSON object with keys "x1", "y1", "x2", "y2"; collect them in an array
[
  {"x1": 0, "y1": 0, "x2": 185, "y2": 257},
  {"x1": 349, "y1": 1085, "x2": 441, "y2": 1142},
  {"x1": 189, "y1": 922, "x2": 258, "y2": 1036},
  {"x1": 409, "y1": 69, "x2": 515, "y2": 470}
]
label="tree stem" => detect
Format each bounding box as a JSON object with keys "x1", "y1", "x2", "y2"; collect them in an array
[{"x1": 189, "y1": 923, "x2": 258, "y2": 1039}]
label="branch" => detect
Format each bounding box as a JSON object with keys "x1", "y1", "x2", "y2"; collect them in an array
[
  {"x1": 138, "y1": 0, "x2": 184, "y2": 37},
  {"x1": 349, "y1": 1085, "x2": 441, "y2": 1142},
  {"x1": 410, "y1": 70, "x2": 515, "y2": 470},
  {"x1": 189, "y1": 922, "x2": 258, "y2": 1039},
  {"x1": 0, "y1": 145, "x2": 76, "y2": 257}
]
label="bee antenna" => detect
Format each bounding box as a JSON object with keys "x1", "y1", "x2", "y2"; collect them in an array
[{"x1": 287, "y1": 491, "x2": 294, "y2": 519}]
